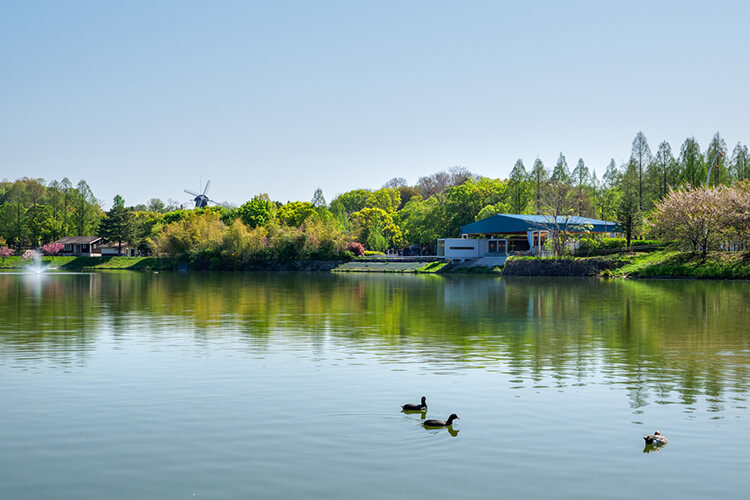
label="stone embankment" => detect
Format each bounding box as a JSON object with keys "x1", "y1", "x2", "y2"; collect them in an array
[
  {"x1": 502, "y1": 257, "x2": 626, "y2": 277},
  {"x1": 243, "y1": 260, "x2": 346, "y2": 272}
]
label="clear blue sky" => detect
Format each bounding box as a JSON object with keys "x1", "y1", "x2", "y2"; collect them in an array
[{"x1": 2, "y1": 0, "x2": 748, "y2": 208}]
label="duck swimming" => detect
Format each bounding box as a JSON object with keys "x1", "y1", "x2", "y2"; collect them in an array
[
  {"x1": 423, "y1": 414, "x2": 459, "y2": 427},
  {"x1": 643, "y1": 430, "x2": 668, "y2": 446},
  {"x1": 402, "y1": 396, "x2": 427, "y2": 412}
]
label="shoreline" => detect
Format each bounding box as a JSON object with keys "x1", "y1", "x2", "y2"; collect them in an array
[{"x1": 2, "y1": 250, "x2": 749, "y2": 280}]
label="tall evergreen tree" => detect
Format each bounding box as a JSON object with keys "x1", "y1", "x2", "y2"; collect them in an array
[
  {"x1": 571, "y1": 158, "x2": 590, "y2": 187},
  {"x1": 508, "y1": 159, "x2": 530, "y2": 213},
  {"x1": 99, "y1": 195, "x2": 135, "y2": 253},
  {"x1": 530, "y1": 158, "x2": 547, "y2": 213},
  {"x1": 630, "y1": 131, "x2": 652, "y2": 210},
  {"x1": 651, "y1": 141, "x2": 677, "y2": 200},
  {"x1": 71, "y1": 180, "x2": 101, "y2": 235},
  {"x1": 311, "y1": 188, "x2": 326, "y2": 208},
  {"x1": 0, "y1": 182, "x2": 29, "y2": 249},
  {"x1": 60, "y1": 177, "x2": 73, "y2": 236},
  {"x1": 705, "y1": 132, "x2": 728, "y2": 186},
  {"x1": 731, "y1": 142, "x2": 750, "y2": 181},
  {"x1": 679, "y1": 137, "x2": 705, "y2": 187},
  {"x1": 617, "y1": 160, "x2": 640, "y2": 248},
  {"x1": 551, "y1": 153, "x2": 570, "y2": 183},
  {"x1": 25, "y1": 178, "x2": 47, "y2": 246},
  {"x1": 603, "y1": 159, "x2": 619, "y2": 189}
]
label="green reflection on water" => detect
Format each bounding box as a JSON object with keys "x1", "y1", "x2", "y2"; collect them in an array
[{"x1": 1, "y1": 271, "x2": 749, "y2": 413}]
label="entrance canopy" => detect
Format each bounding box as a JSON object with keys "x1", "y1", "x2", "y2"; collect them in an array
[{"x1": 460, "y1": 214, "x2": 620, "y2": 235}]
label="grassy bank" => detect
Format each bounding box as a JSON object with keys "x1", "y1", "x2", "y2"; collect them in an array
[
  {"x1": 0, "y1": 256, "x2": 175, "y2": 271},
  {"x1": 612, "y1": 250, "x2": 750, "y2": 279},
  {"x1": 3, "y1": 250, "x2": 747, "y2": 278}
]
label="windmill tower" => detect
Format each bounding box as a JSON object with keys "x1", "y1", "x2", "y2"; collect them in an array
[{"x1": 184, "y1": 180, "x2": 214, "y2": 208}]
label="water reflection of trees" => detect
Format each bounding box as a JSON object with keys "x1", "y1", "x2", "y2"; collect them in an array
[{"x1": 1, "y1": 272, "x2": 748, "y2": 410}]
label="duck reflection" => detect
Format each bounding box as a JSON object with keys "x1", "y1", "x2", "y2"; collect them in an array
[
  {"x1": 401, "y1": 409, "x2": 427, "y2": 419},
  {"x1": 642, "y1": 443, "x2": 666, "y2": 453},
  {"x1": 422, "y1": 426, "x2": 460, "y2": 438}
]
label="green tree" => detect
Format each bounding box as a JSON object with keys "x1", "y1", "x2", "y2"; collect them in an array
[
  {"x1": 530, "y1": 158, "x2": 547, "y2": 212},
  {"x1": 0, "y1": 182, "x2": 28, "y2": 249},
  {"x1": 571, "y1": 158, "x2": 590, "y2": 187},
  {"x1": 238, "y1": 194, "x2": 275, "y2": 228},
  {"x1": 365, "y1": 188, "x2": 401, "y2": 214},
  {"x1": 330, "y1": 189, "x2": 369, "y2": 219},
  {"x1": 507, "y1": 159, "x2": 531, "y2": 213},
  {"x1": 70, "y1": 180, "x2": 101, "y2": 235},
  {"x1": 277, "y1": 201, "x2": 317, "y2": 227},
  {"x1": 551, "y1": 153, "x2": 570, "y2": 183},
  {"x1": 99, "y1": 195, "x2": 135, "y2": 253},
  {"x1": 24, "y1": 178, "x2": 47, "y2": 246},
  {"x1": 650, "y1": 141, "x2": 677, "y2": 200},
  {"x1": 705, "y1": 132, "x2": 728, "y2": 186},
  {"x1": 60, "y1": 177, "x2": 74, "y2": 236},
  {"x1": 731, "y1": 142, "x2": 750, "y2": 181},
  {"x1": 147, "y1": 198, "x2": 167, "y2": 213},
  {"x1": 45, "y1": 180, "x2": 66, "y2": 242},
  {"x1": 603, "y1": 159, "x2": 620, "y2": 189},
  {"x1": 617, "y1": 160, "x2": 641, "y2": 247},
  {"x1": 443, "y1": 177, "x2": 507, "y2": 235},
  {"x1": 351, "y1": 207, "x2": 404, "y2": 249},
  {"x1": 311, "y1": 188, "x2": 326, "y2": 208},
  {"x1": 396, "y1": 185, "x2": 420, "y2": 209},
  {"x1": 630, "y1": 131, "x2": 652, "y2": 210},
  {"x1": 395, "y1": 196, "x2": 446, "y2": 251},
  {"x1": 679, "y1": 137, "x2": 705, "y2": 187}
]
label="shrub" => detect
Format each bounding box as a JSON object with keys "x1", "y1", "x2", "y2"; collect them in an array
[{"x1": 346, "y1": 241, "x2": 365, "y2": 256}]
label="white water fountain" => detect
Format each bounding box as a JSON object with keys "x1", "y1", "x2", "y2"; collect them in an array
[{"x1": 23, "y1": 249, "x2": 46, "y2": 274}]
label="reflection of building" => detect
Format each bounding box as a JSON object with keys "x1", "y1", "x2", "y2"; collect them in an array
[
  {"x1": 437, "y1": 214, "x2": 619, "y2": 262},
  {"x1": 54, "y1": 236, "x2": 103, "y2": 256}
]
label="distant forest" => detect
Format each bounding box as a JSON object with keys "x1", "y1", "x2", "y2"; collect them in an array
[{"x1": 1, "y1": 131, "x2": 749, "y2": 259}]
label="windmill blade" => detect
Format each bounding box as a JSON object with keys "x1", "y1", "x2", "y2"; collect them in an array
[
  {"x1": 202, "y1": 179, "x2": 211, "y2": 196},
  {"x1": 185, "y1": 189, "x2": 200, "y2": 196}
]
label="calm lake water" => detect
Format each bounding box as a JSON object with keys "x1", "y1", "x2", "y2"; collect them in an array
[{"x1": 1, "y1": 271, "x2": 749, "y2": 499}]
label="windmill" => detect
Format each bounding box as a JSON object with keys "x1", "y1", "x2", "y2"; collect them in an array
[{"x1": 184, "y1": 180, "x2": 214, "y2": 208}]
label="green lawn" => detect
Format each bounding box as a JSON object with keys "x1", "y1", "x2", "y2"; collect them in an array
[
  {"x1": 0, "y1": 255, "x2": 175, "y2": 271},
  {"x1": 613, "y1": 250, "x2": 750, "y2": 279}
]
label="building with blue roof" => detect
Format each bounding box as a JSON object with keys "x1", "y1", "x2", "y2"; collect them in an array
[{"x1": 438, "y1": 213, "x2": 620, "y2": 262}]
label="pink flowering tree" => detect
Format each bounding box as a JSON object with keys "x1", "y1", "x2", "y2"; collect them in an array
[
  {"x1": 650, "y1": 185, "x2": 742, "y2": 259},
  {"x1": 726, "y1": 181, "x2": 750, "y2": 245},
  {"x1": 41, "y1": 242, "x2": 65, "y2": 256},
  {"x1": 0, "y1": 247, "x2": 14, "y2": 265},
  {"x1": 21, "y1": 249, "x2": 38, "y2": 262}
]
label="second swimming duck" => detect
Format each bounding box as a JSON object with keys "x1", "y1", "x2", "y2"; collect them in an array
[{"x1": 423, "y1": 414, "x2": 459, "y2": 427}]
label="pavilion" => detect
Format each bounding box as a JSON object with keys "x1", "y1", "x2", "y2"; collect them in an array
[{"x1": 437, "y1": 213, "x2": 620, "y2": 261}]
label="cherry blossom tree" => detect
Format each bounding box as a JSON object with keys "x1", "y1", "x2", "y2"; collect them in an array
[
  {"x1": 41, "y1": 242, "x2": 64, "y2": 255},
  {"x1": 650, "y1": 185, "x2": 740, "y2": 259},
  {"x1": 0, "y1": 247, "x2": 14, "y2": 265}
]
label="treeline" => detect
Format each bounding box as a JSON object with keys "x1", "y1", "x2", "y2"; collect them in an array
[
  {"x1": 0, "y1": 178, "x2": 101, "y2": 248},
  {"x1": 1, "y1": 131, "x2": 749, "y2": 261}
]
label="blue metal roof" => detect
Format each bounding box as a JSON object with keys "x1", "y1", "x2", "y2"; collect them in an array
[{"x1": 460, "y1": 213, "x2": 620, "y2": 235}]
